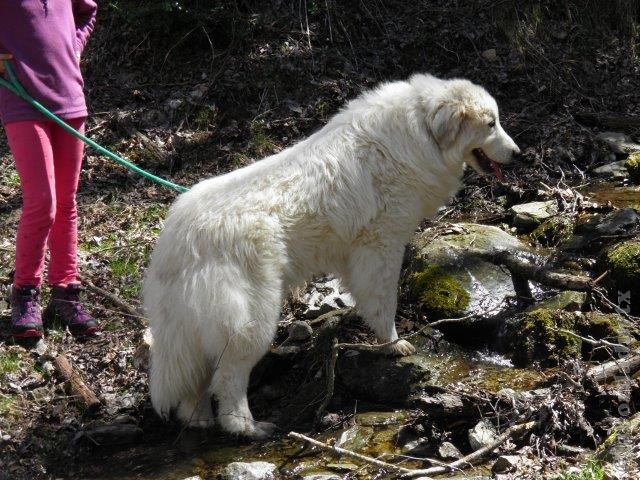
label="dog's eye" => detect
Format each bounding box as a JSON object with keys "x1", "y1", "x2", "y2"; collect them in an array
[{"x1": 488, "y1": 120, "x2": 496, "y2": 128}]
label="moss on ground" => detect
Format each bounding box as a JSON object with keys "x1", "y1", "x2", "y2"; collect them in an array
[
  {"x1": 531, "y1": 215, "x2": 575, "y2": 247},
  {"x1": 625, "y1": 152, "x2": 640, "y2": 184},
  {"x1": 410, "y1": 266, "x2": 470, "y2": 319},
  {"x1": 602, "y1": 240, "x2": 640, "y2": 315},
  {"x1": 511, "y1": 308, "x2": 581, "y2": 367}
]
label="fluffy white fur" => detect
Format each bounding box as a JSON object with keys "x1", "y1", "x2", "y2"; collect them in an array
[{"x1": 143, "y1": 73, "x2": 520, "y2": 438}]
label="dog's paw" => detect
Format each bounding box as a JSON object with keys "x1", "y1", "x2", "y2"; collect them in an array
[
  {"x1": 383, "y1": 339, "x2": 416, "y2": 356},
  {"x1": 250, "y1": 421, "x2": 278, "y2": 440},
  {"x1": 220, "y1": 415, "x2": 278, "y2": 439}
]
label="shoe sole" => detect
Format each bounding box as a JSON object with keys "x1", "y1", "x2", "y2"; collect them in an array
[
  {"x1": 12, "y1": 329, "x2": 44, "y2": 338},
  {"x1": 44, "y1": 307, "x2": 99, "y2": 338}
]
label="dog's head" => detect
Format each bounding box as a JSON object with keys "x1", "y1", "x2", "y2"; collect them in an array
[{"x1": 412, "y1": 75, "x2": 520, "y2": 180}]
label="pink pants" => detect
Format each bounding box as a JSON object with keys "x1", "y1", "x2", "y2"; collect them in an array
[{"x1": 4, "y1": 118, "x2": 86, "y2": 288}]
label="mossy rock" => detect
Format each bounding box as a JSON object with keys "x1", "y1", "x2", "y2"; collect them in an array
[
  {"x1": 601, "y1": 240, "x2": 640, "y2": 315},
  {"x1": 625, "y1": 152, "x2": 640, "y2": 185},
  {"x1": 410, "y1": 266, "x2": 470, "y2": 319},
  {"x1": 510, "y1": 309, "x2": 581, "y2": 367},
  {"x1": 530, "y1": 215, "x2": 575, "y2": 247},
  {"x1": 576, "y1": 312, "x2": 620, "y2": 339}
]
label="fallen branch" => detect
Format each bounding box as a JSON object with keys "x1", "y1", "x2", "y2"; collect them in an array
[
  {"x1": 401, "y1": 421, "x2": 537, "y2": 478},
  {"x1": 54, "y1": 354, "x2": 101, "y2": 414},
  {"x1": 471, "y1": 249, "x2": 594, "y2": 291},
  {"x1": 308, "y1": 307, "x2": 353, "y2": 326},
  {"x1": 77, "y1": 274, "x2": 145, "y2": 321},
  {"x1": 288, "y1": 431, "x2": 416, "y2": 475},
  {"x1": 587, "y1": 353, "x2": 640, "y2": 383}
]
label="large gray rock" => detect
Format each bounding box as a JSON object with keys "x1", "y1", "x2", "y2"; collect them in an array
[
  {"x1": 223, "y1": 462, "x2": 278, "y2": 480},
  {"x1": 408, "y1": 223, "x2": 528, "y2": 317}
]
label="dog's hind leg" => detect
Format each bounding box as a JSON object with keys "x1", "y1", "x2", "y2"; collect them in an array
[
  {"x1": 345, "y1": 243, "x2": 416, "y2": 356},
  {"x1": 207, "y1": 284, "x2": 280, "y2": 439}
]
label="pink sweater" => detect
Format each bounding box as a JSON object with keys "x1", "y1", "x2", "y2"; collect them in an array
[{"x1": 0, "y1": 0, "x2": 97, "y2": 123}]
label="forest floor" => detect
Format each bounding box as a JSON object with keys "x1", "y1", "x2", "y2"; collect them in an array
[{"x1": 1, "y1": 2, "x2": 639, "y2": 479}]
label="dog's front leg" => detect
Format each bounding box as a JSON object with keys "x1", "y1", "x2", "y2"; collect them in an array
[{"x1": 344, "y1": 244, "x2": 416, "y2": 356}]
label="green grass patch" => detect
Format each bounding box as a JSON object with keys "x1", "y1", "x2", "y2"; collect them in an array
[
  {"x1": 554, "y1": 460, "x2": 604, "y2": 480},
  {"x1": 0, "y1": 351, "x2": 21, "y2": 375},
  {"x1": 0, "y1": 394, "x2": 18, "y2": 419},
  {"x1": 249, "y1": 122, "x2": 278, "y2": 157},
  {"x1": 0, "y1": 166, "x2": 20, "y2": 188}
]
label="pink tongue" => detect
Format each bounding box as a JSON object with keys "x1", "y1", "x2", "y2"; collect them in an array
[{"x1": 490, "y1": 160, "x2": 504, "y2": 181}]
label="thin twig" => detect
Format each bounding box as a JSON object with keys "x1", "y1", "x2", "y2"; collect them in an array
[
  {"x1": 77, "y1": 274, "x2": 145, "y2": 321},
  {"x1": 288, "y1": 431, "x2": 416, "y2": 475},
  {"x1": 553, "y1": 328, "x2": 629, "y2": 351}
]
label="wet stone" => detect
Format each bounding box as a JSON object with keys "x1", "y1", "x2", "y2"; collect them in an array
[
  {"x1": 301, "y1": 474, "x2": 342, "y2": 480},
  {"x1": 335, "y1": 425, "x2": 373, "y2": 451},
  {"x1": 510, "y1": 200, "x2": 558, "y2": 230},
  {"x1": 354, "y1": 411, "x2": 407, "y2": 426},
  {"x1": 222, "y1": 461, "x2": 278, "y2": 480}
]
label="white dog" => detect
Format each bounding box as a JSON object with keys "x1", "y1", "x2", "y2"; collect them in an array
[{"x1": 143, "y1": 73, "x2": 520, "y2": 438}]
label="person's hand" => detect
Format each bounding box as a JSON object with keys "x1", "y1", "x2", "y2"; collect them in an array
[{"x1": 0, "y1": 53, "x2": 13, "y2": 75}]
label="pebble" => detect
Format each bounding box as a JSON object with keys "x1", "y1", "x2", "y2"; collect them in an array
[
  {"x1": 222, "y1": 461, "x2": 278, "y2": 480},
  {"x1": 482, "y1": 48, "x2": 498, "y2": 61}
]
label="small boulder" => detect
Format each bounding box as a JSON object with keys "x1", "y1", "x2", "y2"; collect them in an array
[
  {"x1": 510, "y1": 201, "x2": 558, "y2": 230},
  {"x1": 408, "y1": 223, "x2": 528, "y2": 318},
  {"x1": 438, "y1": 441, "x2": 463, "y2": 459},
  {"x1": 222, "y1": 462, "x2": 278, "y2": 480},
  {"x1": 507, "y1": 309, "x2": 582, "y2": 367},
  {"x1": 468, "y1": 419, "x2": 497, "y2": 450}
]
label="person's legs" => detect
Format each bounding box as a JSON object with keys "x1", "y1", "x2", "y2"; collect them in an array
[
  {"x1": 43, "y1": 117, "x2": 98, "y2": 337},
  {"x1": 48, "y1": 117, "x2": 85, "y2": 286},
  {"x1": 5, "y1": 120, "x2": 56, "y2": 338},
  {"x1": 5, "y1": 120, "x2": 56, "y2": 288}
]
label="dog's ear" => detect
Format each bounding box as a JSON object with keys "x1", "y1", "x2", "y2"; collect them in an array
[{"x1": 429, "y1": 100, "x2": 468, "y2": 148}]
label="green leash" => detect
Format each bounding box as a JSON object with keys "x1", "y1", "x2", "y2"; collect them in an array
[{"x1": 0, "y1": 60, "x2": 188, "y2": 193}]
